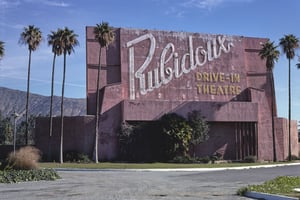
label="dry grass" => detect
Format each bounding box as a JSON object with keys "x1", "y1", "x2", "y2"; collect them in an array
[{"x1": 6, "y1": 146, "x2": 41, "y2": 170}]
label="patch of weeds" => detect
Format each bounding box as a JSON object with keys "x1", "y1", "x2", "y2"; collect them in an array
[
  {"x1": 236, "y1": 186, "x2": 248, "y2": 196},
  {"x1": 0, "y1": 168, "x2": 61, "y2": 184},
  {"x1": 1, "y1": 146, "x2": 40, "y2": 170},
  {"x1": 237, "y1": 176, "x2": 300, "y2": 198}
]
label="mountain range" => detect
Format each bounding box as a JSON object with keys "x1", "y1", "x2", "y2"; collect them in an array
[{"x1": 0, "y1": 87, "x2": 86, "y2": 120}]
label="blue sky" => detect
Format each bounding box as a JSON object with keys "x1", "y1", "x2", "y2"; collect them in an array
[{"x1": 0, "y1": 0, "x2": 300, "y2": 121}]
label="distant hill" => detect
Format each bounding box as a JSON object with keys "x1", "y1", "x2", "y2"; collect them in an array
[{"x1": 0, "y1": 87, "x2": 86, "y2": 120}]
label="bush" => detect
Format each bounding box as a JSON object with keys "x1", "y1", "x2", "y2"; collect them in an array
[
  {"x1": 187, "y1": 110, "x2": 209, "y2": 146},
  {"x1": 119, "y1": 111, "x2": 210, "y2": 162},
  {"x1": 0, "y1": 168, "x2": 61, "y2": 183},
  {"x1": 160, "y1": 113, "x2": 192, "y2": 159},
  {"x1": 197, "y1": 156, "x2": 211, "y2": 164},
  {"x1": 170, "y1": 156, "x2": 212, "y2": 164},
  {"x1": 2, "y1": 146, "x2": 40, "y2": 170},
  {"x1": 243, "y1": 156, "x2": 257, "y2": 163},
  {"x1": 171, "y1": 155, "x2": 193, "y2": 163},
  {"x1": 64, "y1": 151, "x2": 91, "y2": 163}
]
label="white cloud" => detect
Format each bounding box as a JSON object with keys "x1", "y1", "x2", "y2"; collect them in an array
[
  {"x1": 23, "y1": 0, "x2": 70, "y2": 7},
  {"x1": 165, "y1": 6, "x2": 185, "y2": 18},
  {"x1": 42, "y1": 0, "x2": 70, "y2": 7},
  {"x1": 0, "y1": 0, "x2": 20, "y2": 8},
  {"x1": 163, "y1": 0, "x2": 254, "y2": 17},
  {"x1": 0, "y1": 0, "x2": 70, "y2": 8},
  {"x1": 181, "y1": 0, "x2": 254, "y2": 10},
  {"x1": 182, "y1": 0, "x2": 223, "y2": 9}
]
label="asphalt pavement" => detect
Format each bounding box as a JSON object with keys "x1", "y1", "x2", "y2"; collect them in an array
[{"x1": 1, "y1": 163, "x2": 300, "y2": 200}]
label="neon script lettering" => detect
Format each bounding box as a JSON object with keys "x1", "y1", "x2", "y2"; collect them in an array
[{"x1": 126, "y1": 33, "x2": 234, "y2": 100}]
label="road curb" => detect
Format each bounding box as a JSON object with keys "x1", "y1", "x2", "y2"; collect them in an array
[
  {"x1": 245, "y1": 191, "x2": 298, "y2": 200},
  {"x1": 54, "y1": 162, "x2": 300, "y2": 172}
]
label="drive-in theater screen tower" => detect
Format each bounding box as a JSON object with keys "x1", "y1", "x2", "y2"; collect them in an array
[{"x1": 36, "y1": 27, "x2": 298, "y2": 161}]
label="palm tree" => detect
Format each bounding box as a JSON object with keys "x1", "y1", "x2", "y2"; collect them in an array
[
  {"x1": 93, "y1": 22, "x2": 115, "y2": 163},
  {"x1": 259, "y1": 40, "x2": 280, "y2": 162},
  {"x1": 19, "y1": 25, "x2": 42, "y2": 145},
  {"x1": 59, "y1": 27, "x2": 79, "y2": 163},
  {"x1": 47, "y1": 29, "x2": 63, "y2": 160},
  {"x1": 279, "y1": 34, "x2": 299, "y2": 161},
  {"x1": 0, "y1": 41, "x2": 4, "y2": 60}
]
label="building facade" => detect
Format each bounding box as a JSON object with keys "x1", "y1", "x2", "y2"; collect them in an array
[{"x1": 36, "y1": 27, "x2": 298, "y2": 161}]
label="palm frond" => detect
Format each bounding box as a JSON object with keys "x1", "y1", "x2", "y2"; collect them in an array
[
  {"x1": 94, "y1": 21, "x2": 115, "y2": 48},
  {"x1": 19, "y1": 25, "x2": 43, "y2": 51},
  {"x1": 259, "y1": 40, "x2": 280, "y2": 71}
]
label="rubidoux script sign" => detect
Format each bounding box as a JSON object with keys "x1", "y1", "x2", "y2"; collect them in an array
[{"x1": 125, "y1": 31, "x2": 241, "y2": 100}]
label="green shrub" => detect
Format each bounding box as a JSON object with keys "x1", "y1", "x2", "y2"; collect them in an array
[
  {"x1": 64, "y1": 151, "x2": 91, "y2": 163},
  {"x1": 197, "y1": 156, "x2": 211, "y2": 163},
  {"x1": 160, "y1": 113, "x2": 192, "y2": 159},
  {"x1": 171, "y1": 155, "x2": 193, "y2": 163},
  {"x1": 171, "y1": 156, "x2": 213, "y2": 164},
  {"x1": 243, "y1": 156, "x2": 257, "y2": 163},
  {"x1": 187, "y1": 110, "x2": 209, "y2": 143},
  {"x1": 0, "y1": 168, "x2": 61, "y2": 183},
  {"x1": 2, "y1": 146, "x2": 40, "y2": 170},
  {"x1": 119, "y1": 111, "x2": 210, "y2": 162}
]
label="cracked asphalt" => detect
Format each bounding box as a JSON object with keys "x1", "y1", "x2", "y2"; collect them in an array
[{"x1": 1, "y1": 164, "x2": 300, "y2": 200}]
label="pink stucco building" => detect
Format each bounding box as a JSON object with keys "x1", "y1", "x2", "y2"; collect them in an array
[{"x1": 36, "y1": 27, "x2": 298, "y2": 161}]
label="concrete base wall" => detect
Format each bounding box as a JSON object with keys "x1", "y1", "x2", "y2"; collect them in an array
[
  {"x1": 35, "y1": 115, "x2": 298, "y2": 162},
  {"x1": 35, "y1": 116, "x2": 96, "y2": 161},
  {"x1": 275, "y1": 118, "x2": 298, "y2": 161},
  {"x1": 35, "y1": 114, "x2": 121, "y2": 162}
]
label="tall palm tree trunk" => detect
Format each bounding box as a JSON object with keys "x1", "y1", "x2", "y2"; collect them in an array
[
  {"x1": 270, "y1": 71, "x2": 277, "y2": 161},
  {"x1": 48, "y1": 53, "x2": 56, "y2": 161},
  {"x1": 60, "y1": 52, "x2": 67, "y2": 164},
  {"x1": 94, "y1": 47, "x2": 102, "y2": 163},
  {"x1": 25, "y1": 49, "x2": 32, "y2": 145},
  {"x1": 288, "y1": 58, "x2": 291, "y2": 161}
]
